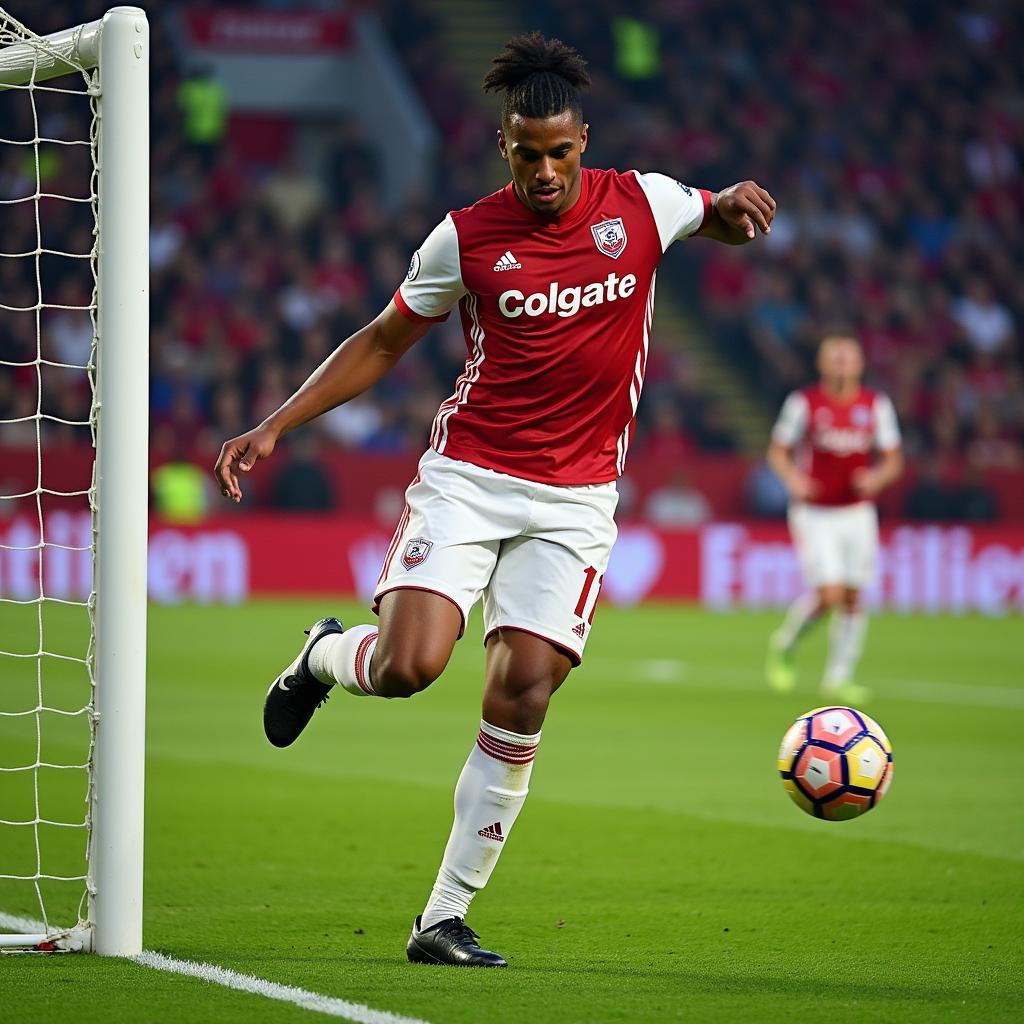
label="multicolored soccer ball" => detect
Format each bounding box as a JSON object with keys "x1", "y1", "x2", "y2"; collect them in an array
[{"x1": 778, "y1": 706, "x2": 893, "y2": 821}]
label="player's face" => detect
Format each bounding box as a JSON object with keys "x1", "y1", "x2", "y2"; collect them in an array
[
  {"x1": 818, "y1": 339, "x2": 864, "y2": 389},
  {"x1": 498, "y1": 110, "x2": 588, "y2": 216}
]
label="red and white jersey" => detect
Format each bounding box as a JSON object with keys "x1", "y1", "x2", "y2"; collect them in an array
[
  {"x1": 394, "y1": 167, "x2": 711, "y2": 485},
  {"x1": 772, "y1": 385, "x2": 901, "y2": 506}
]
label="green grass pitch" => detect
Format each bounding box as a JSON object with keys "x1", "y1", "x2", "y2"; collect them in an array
[{"x1": 3, "y1": 601, "x2": 1023, "y2": 1022}]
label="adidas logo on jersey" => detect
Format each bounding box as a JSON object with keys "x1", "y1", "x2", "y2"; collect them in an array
[
  {"x1": 493, "y1": 250, "x2": 522, "y2": 271},
  {"x1": 478, "y1": 821, "x2": 504, "y2": 842}
]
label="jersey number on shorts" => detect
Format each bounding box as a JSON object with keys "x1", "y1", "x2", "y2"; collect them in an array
[{"x1": 574, "y1": 565, "x2": 604, "y2": 625}]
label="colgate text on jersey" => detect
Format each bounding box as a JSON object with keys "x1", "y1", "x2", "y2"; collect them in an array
[
  {"x1": 812, "y1": 425, "x2": 874, "y2": 456},
  {"x1": 498, "y1": 272, "x2": 638, "y2": 319}
]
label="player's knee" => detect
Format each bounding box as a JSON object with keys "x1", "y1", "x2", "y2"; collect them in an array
[
  {"x1": 514, "y1": 681, "x2": 553, "y2": 727},
  {"x1": 818, "y1": 586, "x2": 843, "y2": 610},
  {"x1": 371, "y1": 649, "x2": 443, "y2": 698},
  {"x1": 490, "y1": 685, "x2": 551, "y2": 735},
  {"x1": 489, "y1": 667, "x2": 565, "y2": 731}
]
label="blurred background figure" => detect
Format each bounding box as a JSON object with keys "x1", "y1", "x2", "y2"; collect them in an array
[
  {"x1": 270, "y1": 433, "x2": 336, "y2": 511},
  {"x1": 644, "y1": 469, "x2": 711, "y2": 528}
]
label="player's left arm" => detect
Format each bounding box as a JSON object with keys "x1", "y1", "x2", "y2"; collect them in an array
[
  {"x1": 696, "y1": 181, "x2": 776, "y2": 244},
  {"x1": 852, "y1": 393, "x2": 904, "y2": 498}
]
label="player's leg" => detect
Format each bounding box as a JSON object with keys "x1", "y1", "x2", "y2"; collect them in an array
[
  {"x1": 767, "y1": 591, "x2": 821, "y2": 691},
  {"x1": 822, "y1": 586, "x2": 869, "y2": 696},
  {"x1": 263, "y1": 453, "x2": 501, "y2": 746},
  {"x1": 311, "y1": 588, "x2": 463, "y2": 696},
  {"x1": 408, "y1": 630, "x2": 571, "y2": 967},
  {"x1": 409, "y1": 483, "x2": 615, "y2": 967},
  {"x1": 261, "y1": 589, "x2": 464, "y2": 748},
  {"x1": 767, "y1": 505, "x2": 831, "y2": 691},
  {"x1": 773, "y1": 590, "x2": 823, "y2": 653},
  {"x1": 480, "y1": 627, "x2": 571, "y2": 732},
  {"x1": 822, "y1": 504, "x2": 877, "y2": 701}
]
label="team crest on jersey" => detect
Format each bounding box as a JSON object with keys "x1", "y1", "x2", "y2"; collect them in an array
[
  {"x1": 851, "y1": 405, "x2": 870, "y2": 427},
  {"x1": 591, "y1": 217, "x2": 628, "y2": 259},
  {"x1": 401, "y1": 537, "x2": 432, "y2": 570}
]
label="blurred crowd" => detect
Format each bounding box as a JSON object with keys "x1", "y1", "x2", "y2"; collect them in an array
[
  {"x1": 0, "y1": 0, "x2": 1021, "y2": 519},
  {"x1": 520, "y1": 0, "x2": 1024, "y2": 475}
]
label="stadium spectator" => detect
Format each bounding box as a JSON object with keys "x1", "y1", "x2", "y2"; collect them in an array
[
  {"x1": 262, "y1": 157, "x2": 328, "y2": 235},
  {"x1": 905, "y1": 456, "x2": 962, "y2": 522},
  {"x1": 953, "y1": 279, "x2": 1015, "y2": 359},
  {"x1": 151, "y1": 460, "x2": 212, "y2": 525},
  {"x1": 745, "y1": 461, "x2": 789, "y2": 520},
  {"x1": 958, "y1": 460, "x2": 1001, "y2": 522},
  {"x1": 270, "y1": 435, "x2": 336, "y2": 511},
  {"x1": 644, "y1": 470, "x2": 711, "y2": 527},
  {"x1": 176, "y1": 65, "x2": 228, "y2": 167}
]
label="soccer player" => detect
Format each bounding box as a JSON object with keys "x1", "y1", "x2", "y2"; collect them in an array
[
  {"x1": 765, "y1": 335, "x2": 903, "y2": 702},
  {"x1": 215, "y1": 33, "x2": 775, "y2": 967}
]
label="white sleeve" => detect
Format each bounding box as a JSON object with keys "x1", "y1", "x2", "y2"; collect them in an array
[
  {"x1": 771, "y1": 392, "x2": 809, "y2": 447},
  {"x1": 394, "y1": 215, "x2": 466, "y2": 322},
  {"x1": 632, "y1": 171, "x2": 711, "y2": 251},
  {"x1": 873, "y1": 392, "x2": 902, "y2": 451}
]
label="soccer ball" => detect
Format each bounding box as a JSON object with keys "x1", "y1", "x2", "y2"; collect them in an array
[{"x1": 778, "y1": 706, "x2": 893, "y2": 821}]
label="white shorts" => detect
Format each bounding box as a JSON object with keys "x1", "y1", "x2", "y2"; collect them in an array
[
  {"x1": 374, "y1": 450, "x2": 619, "y2": 665},
  {"x1": 788, "y1": 501, "x2": 879, "y2": 590}
]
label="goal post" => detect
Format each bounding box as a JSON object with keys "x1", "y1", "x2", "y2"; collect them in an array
[
  {"x1": 90, "y1": 4, "x2": 149, "y2": 960},
  {"x1": 0, "y1": 6, "x2": 148, "y2": 956}
]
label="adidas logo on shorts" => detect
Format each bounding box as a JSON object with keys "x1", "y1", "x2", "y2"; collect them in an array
[{"x1": 493, "y1": 250, "x2": 522, "y2": 271}]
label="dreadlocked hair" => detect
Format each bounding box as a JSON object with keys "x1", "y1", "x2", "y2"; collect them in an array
[{"x1": 482, "y1": 32, "x2": 590, "y2": 127}]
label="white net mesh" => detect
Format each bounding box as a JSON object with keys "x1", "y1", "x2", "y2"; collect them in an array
[{"x1": 0, "y1": 7, "x2": 99, "y2": 944}]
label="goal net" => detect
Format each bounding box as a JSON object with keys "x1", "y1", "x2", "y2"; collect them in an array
[{"x1": 0, "y1": 6, "x2": 148, "y2": 955}]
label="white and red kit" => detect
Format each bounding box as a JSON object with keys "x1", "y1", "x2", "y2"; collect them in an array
[
  {"x1": 375, "y1": 168, "x2": 711, "y2": 660},
  {"x1": 772, "y1": 385, "x2": 902, "y2": 588},
  {"x1": 394, "y1": 167, "x2": 711, "y2": 483}
]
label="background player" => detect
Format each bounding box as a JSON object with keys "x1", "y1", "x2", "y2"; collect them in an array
[
  {"x1": 215, "y1": 33, "x2": 775, "y2": 967},
  {"x1": 765, "y1": 335, "x2": 903, "y2": 702}
]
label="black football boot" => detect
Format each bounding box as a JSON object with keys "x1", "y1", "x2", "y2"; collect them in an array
[
  {"x1": 263, "y1": 617, "x2": 345, "y2": 748},
  {"x1": 406, "y1": 916, "x2": 507, "y2": 967}
]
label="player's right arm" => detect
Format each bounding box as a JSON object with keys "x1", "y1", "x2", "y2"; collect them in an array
[
  {"x1": 767, "y1": 392, "x2": 818, "y2": 502},
  {"x1": 216, "y1": 215, "x2": 465, "y2": 502},
  {"x1": 215, "y1": 305, "x2": 432, "y2": 502}
]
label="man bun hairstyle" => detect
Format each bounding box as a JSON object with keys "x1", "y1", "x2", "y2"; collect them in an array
[{"x1": 483, "y1": 31, "x2": 590, "y2": 127}]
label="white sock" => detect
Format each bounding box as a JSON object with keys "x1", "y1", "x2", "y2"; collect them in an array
[
  {"x1": 419, "y1": 720, "x2": 540, "y2": 930},
  {"x1": 823, "y1": 610, "x2": 868, "y2": 689},
  {"x1": 307, "y1": 624, "x2": 379, "y2": 696},
  {"x1": 775, "y1": 591, "x2": 821, "y2": 652}
]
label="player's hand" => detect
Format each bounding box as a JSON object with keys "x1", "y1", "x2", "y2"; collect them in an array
[
  {"x1": 214, "y1": 423, "x2": 279, "y2": 503},
  {"x1": 851, "y1": 467, "x2": 883, "y2": 499},
  {"x1": 787, "y1": 471, "x2": 818, "y2": 502},
  {"x1": 715, "y1": 181, "x2": 776, "y2": 239}
]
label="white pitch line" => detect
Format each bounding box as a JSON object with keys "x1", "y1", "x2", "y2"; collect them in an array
[
  {"x1": 133, "y1": 951, "x2": 431, "y2": 1024},
  {"x1": 1, "y1": 911, "x2": 430, "y2": 1024},
  {"x1": 0, "y1": 910, "x2": 51, "y2": 935}
]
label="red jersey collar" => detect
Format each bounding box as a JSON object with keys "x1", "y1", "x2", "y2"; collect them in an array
[{"x1": 502, "y1": 167, "x2": 592, "y2": 228}]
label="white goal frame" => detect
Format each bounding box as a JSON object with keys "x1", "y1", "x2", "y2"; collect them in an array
[{"x1": 0, "y1": 7, "x2": 148, "y2": 955}]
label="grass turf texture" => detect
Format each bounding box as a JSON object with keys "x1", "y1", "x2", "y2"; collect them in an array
[{"x1": 2, "y1": 601, "x2": 1022, "y2": 1023}]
